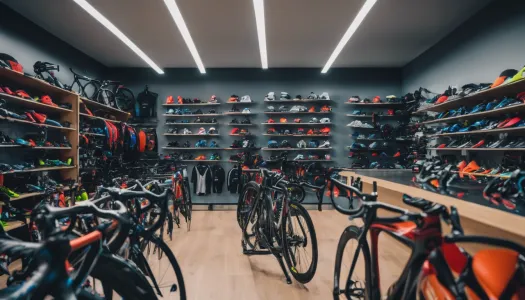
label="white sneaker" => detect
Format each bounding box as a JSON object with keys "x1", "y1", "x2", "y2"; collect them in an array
[
  {"x1": 348, "y1": 120, "x2": 362, "y2": 127},
  {"x1": 319, "y1": 141, "x2": 330, "y2": 148},
  {"x1": 290, "y1": 105, "x2": 300, "y2": 112},
  {"x1": 242, "y1": 108, "x2": 251, "y2": 114},
  {"x1": 361, "y1": 123, "x2": 374, "y2": 128},
  {"x1": 320, "y1": 92, "x2": 330, "y2": 100},
  {"x1": 293, "y1": 154, "x2": 304, "y2": 160},
  {"x1": 240, "y1": 95, "x2": 252, "y2": 102},
  {"x1": 320, "y1": 118, "x2": 331, "y2": 123},
  {"x1": 265, "y1": 92, "x2": 275, "y2": 101},
  {"x1": 280, "y1": 92, "x2": 291, "y2": 100},
  {"x1": 183, "y1": 128, "x2": 192, "y2": 134}
]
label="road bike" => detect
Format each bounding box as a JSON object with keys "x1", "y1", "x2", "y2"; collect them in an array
[
  {"x1": 169, "y1": 165, "x2": 192, "y2": 231},
  {"x1": 238, "y1": 168, "x2": 318, "y2": 284}
]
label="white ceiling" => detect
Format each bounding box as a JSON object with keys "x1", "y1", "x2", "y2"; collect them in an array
[{"x1": 4, "y1": 0, "x2": 493, "y2": 68}]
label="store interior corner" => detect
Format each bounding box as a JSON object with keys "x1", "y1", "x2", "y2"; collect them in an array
[{"x1": 1, "y1": 0, "x2": 525, "y2": 299}]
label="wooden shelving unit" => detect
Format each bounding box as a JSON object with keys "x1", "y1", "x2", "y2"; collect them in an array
[
  {"x1": 0, "y1": 67, "x2": 79, "y2": 180},
  {"x1": 79, "y1": 97, "x2": 131, "y2": 122},
  {"x1": 222, "y1": 112, "x2": 256, "y2": 116},
  {"x1": 165, "y1": 123, "x2": 218, "y2": 125},
  {"x1": 265, "y1": 112, "x2": 331, "y2": 115},
  {"x1": 430, "y1": 126, "x2": 525, "y2": 137},
  {"x1": 227, "y1": 123, "x2": 254, "y2": 126}
]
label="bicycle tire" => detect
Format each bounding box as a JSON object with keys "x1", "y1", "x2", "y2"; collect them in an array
[
  {"x1": 82, "y1": 81, "x2": 101, "y2": 101},
  {"x1": 86, "y1": 252, "x2": 158, "y2": 300},
  {"x1": 281, "y1": 202, "x2": 318, "y2": 284},
  {"x1": 138, "y1": 234, "x2": 187, "y2": 300},
  {"x1": 182, "y1": 181, "x2": 192, "y2": 231},
  {"x1": 115, "y1": 87, "x2": 135, "y2": 112},
  {"x1": 69, "y1": 80, "x2": 84, "y2": 97},
  {"x1": 333, "y1": 225, "x2": 371, "y2": 300},
  {"x1": 237, "y1": 181, "x2": 260, "y2": 229}
]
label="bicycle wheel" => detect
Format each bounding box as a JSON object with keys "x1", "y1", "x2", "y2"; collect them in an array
[
  {"x1": 333, "y1": 225, "x2": 371, "y2": 299},
  {"x1": 82, "y1": 252, "x2": 158, "y2": 300},
  {"x1": 281, "y1": 202, "x2": 318, "y2": 284},
  {"x1": 288, "y1": 183, "x2": 306, "y2": 203},
  {"x1": 182, "y1": 181, "x2": 192, "y2": 231},
  {"x1": 138, "y1": 234, "x2": 187, "y2": 299},
  {"x1": 82, "y1": 81, "x2": 101, "y2": 101},
  {"x1": 69, "y1": 80, "x2": 84, "y2": 96},
  {"x1": 115, "y1": 87, "x2": 135, "y2": 112},
  {"x1": 237, "y1": 181, "x2": 260, "y2": 229}
]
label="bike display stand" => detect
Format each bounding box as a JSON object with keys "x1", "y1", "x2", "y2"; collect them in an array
[{"x1": 241, "y1": 239, "x2": 293, "y2": 284}]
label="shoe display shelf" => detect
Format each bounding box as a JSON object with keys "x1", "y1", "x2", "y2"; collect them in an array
[
  {"x1": 346, "y1": 96, "x2": 414, "y2": 169},
  {"x1": 261, "y1": 122, "x2": 332, "y2": 126},
  {"x1": 417, "y1": 79, "x2": 525, "y2": 113},
  {"x1": 163, "y1": 102, "x2": 220, "y2": 106},
  {"x1": 163, "y1": 113, "x2": 222, "y2": 117},
  {"x1": 261, "y1": 147, "x2": 332, "y2": 151},
  {"x1": 162, "y1": 147, "x2": 224, "y2": 150},
  {"x1": 0, "y1": 67, "x2": 79, "y2": 182},
  {"x1": 163, "y1": 133, "x2": 219, "y2": 136},
  {"x1": 227, "y1": 123, "x2": 254, "y2": 126},
  {"x1": 264, "y1": 134, "x2": 331, "y2": 137},
  {"x1": 264, "y1": 99, "x2": 332, "y2": 103},
  {"x1": 429, "y1": 147, "x2": 525, "y2": 152},
  {"x1": 166, "y1": 122, "x2": 218, "y2": 125},
  {"x1": 266, "y1": 112, "x2": 331, "y2": 115},
  {"x1": 223, "y1": 112, "x2": 256, "y2": 116}
]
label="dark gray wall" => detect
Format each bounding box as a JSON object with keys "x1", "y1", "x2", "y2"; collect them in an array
[
  {"x1": 0, "y1": 3, "x2": 106, "y2": 83},
  {"x1": 110, "y1": 68, "x2": 402, "y2": 204},
  {"x1": 402, "y1": 0, "x2": 525, "y2": 94}
]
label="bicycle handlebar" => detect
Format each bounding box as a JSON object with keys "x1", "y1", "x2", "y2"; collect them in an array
[{"x1": 98, "y1": 180, "x2": 168, "y2": 201}]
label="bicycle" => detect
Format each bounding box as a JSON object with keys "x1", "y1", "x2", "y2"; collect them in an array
[
  {"x1": 90, "y1": 79, "x2": 135, "y2": 112},
  {"x1": 89, "y1": 180, "x2": 187, "y2": 299},
  {"x1": 68, "y1": 68, "x2": 99, "y2": 99},
  {"x1": 0, "y1": 197, "x2": 159, "y2": 299},
  {"x1": 238, "y1": 168, "x2": 318, "y2": 284},
  {"x1": 33, "y1": 61, "x2": 67, "y2": 89},
  {"x1": 169, "y1": 164, "x2": 192, "y2": 231}
]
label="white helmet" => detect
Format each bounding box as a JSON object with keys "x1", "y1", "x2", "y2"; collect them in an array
[
  {"x1": 297, "y1": 140, "x2": 307, "y2": 148},
  {"x1": 320, "y1": 118, "x2": 331, "y2": 123}
]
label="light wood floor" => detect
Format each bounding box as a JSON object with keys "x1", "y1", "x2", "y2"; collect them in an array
[{"x1": 165, "y1": 211, "x2": 410, "y2": 300}]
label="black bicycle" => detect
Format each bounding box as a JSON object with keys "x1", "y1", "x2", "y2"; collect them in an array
[
  {"x1": 238, "y1": 168, "x2": 318, "y2": 284},
  {"x1": 33, "y1": 61, "x2": 67, "y2": 89}
]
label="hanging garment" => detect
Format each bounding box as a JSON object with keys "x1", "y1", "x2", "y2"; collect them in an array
[
  {"x1": 211, "y1": 165, "x2": 225, "y2": 193},
  {"x1": 191, "y1": 164, "x2": 212, "y2": 195},
  {"x1": 135, "y1": 86, "x2": 158, "y2": 118},
  {"x1": 227, "y1": 167, "x2": 241, "y2": 194}
]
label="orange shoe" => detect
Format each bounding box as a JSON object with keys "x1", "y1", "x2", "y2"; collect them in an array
[
  {"x1": 228, "y1": 95, "x2": 239, "y2": 103},
  {"x1": 321, "y1": 105, "x2": 331, "y2": 112},
  {"x1": 320, "y1": 127, "x2": 331, "y2": 134},
  {"x1": 460, "y1": 160, "x2": 480, "y2": 179},
  {"x1": 166, "y1": 95, "x2": 174, "y2": 104},
  {"x1": 308, "y1": 106, "x2": 316, "y2": 112},
  {"x1": 279, "y1": 118, "x2": 287, "y2": 123},
  {"x1": 195, "y1": 155, "x2": 206, "y2": 160},
  {"x1": 177, "y1": 96, "x2": 183, "y2": 104}
]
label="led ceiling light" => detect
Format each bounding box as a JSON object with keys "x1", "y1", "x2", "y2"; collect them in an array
[
  {"x1": 321, "y1": 0, "x2": 378, "y2": 74},
  {"x1": 72, "y1": 0, "x2": 164, "y2": 74},
  {"x1": 163, "y1": 0, "x2": 206, "y2": 74},
  {"x1": 253, "y1": 0, "x2": 268, "y2": 69}
]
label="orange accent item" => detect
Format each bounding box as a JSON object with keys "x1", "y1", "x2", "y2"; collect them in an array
[
  {"x1": 267, "y1": 118, "x2": 275, "y2": 123},
  {"x1": 166, "y1": 96, "x2": 174, "y2": 104},
  {"x1": 472, "y1": 249, "x2": 518, "y2": 298},
  {"x1": 177, "y1": 96, "x2": 183, "y2": 104},
  {"x1": 321, "y1": 105, "x2": 331, "y2": 112},
  {"x1": 195, "y1": 155, "x2": 206, "y2": 160},
  {"x1": 436, "y1": 95, "x2": 449, "y2": 104},
  {"x1": 320, "y1": 127, "x2": 331, "y2": 134},
  {"x1": 308, "y1": 106, "x2": 315, "y2": 112},
  {"x1": 228, "y1": 96, "x2": 238, "y2": 103},
  {"x1": 373, "y1": 96, "x2": 381, "y2": 103},
  {"x1": 430, "y1": 179, "x2": 440, "y2": 188},
  {"x1": 420, "y1": 274, "x2": 456, "y2": 299},
  {"x1": 70, "y1": 230, "x2": 102, "y2": 252},
  {"x1": 457, "y1": 160, "x2": 467, "y2": 172},
  {"x1": 138, "y1": 130, "x2": 146, "y2": 152},
  {"x1": 279, "y1": 118, "x2": 287, "y2": 123},
  {"x1": 393, "y1": 151, "x2": 401, "y2": 157},
  {"x1": 460, "y1": 161, "x2": 480, "y2": 179},
  {"x1": 307, "y1": 129, "x2": 314, "y2": 135},
  {"x1": 41, "y1": 95, "x2": 57, "y2": 107},
  {"x1": 491, "y1": 76, "x2": 507, "y2": 88}
]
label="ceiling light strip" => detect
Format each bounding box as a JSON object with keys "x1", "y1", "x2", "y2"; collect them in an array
[
  {"x1": 72, "y1": 0, "x2": 164, "y2": 74},
  {"x1": 253, "y1": 0, "x2": 268, "y2": 69},
  {"x1": 163, "y1": 0, "x2": 206, "y2": 74},
  {"x1": 321, "y1": 0, "x2": 378, "y2": 73}
]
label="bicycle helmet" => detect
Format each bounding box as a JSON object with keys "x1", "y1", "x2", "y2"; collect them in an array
[
  {"x1": 267, "y1": 128, "x2": 276, "y2": 134},
  {"x1": 279, "y1": 118, "x2": 287, "y2": 123},
  {"x1": 267, "y1": 118, "x2": 275, "y2": 123},
  {"x1": 308, "y1": 140, "x2": 319, "y2": 148},
  {"x1": 309, "y1": 117, "x2": 319, "y2": 123},
  {"x1": 267, "y1": 106, "x2": 275, "y2": 112},
  {"x1": 297, "y1": 140, "x2": 307, "y2": 148},
  {"x1": 0, "y1": 53, "x2": 23, "y2": 73},
  {"x1": 231, "y1": 128, "x2": 239, "y2": 134},
  {"x1": 208, "y1": 127, "x2": 217, "y2": 134},
  {"x1": 294, "y1": 118, "x2": 302, "y2": 123},
  {"x1": 278, "y1": 106, "x2": 288, "y2": 112},
  {"x1": 320, "y1": 118, "x2": 330, "y2": 123},
  {"x1": 198, "y1": 127, "x2": 206, "y2": 135},
  {"x1": 268, "y1": 140, "x2": 278, "y2": 148},
  {"x1": 280, "y1": 140, "x2": 291, "y2": 148},
  {"x1": 297, "y1": 128, "x2": 305, "y2": 135}
]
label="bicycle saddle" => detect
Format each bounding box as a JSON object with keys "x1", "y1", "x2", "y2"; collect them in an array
[{"x1": 471, "y1": 249, "x2": 519, "y2": 298}]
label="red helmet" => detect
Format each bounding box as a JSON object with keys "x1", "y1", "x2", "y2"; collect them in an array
[
  {"x1": 166, "y1": 96, "x2": 174, "y2": 104},
  {"x1": 230, "y1": 128, "x2": 240, "y2": 134},
  {"x1": 267, "y1": 118, "x2": 275, "y2": 123}
]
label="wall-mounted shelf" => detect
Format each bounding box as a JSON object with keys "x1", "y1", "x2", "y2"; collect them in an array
[
  {"x1": 80, "y1": 113, "x2": 119, "y2": 123},
  {"x1": 162, "y1": 147, "x2": 223, "y2": 150},
  {"x1": 0, "y1": 115, "x2": 75, "y2": 131},
  {"x1": 224, "y1": 102, "x2": 256, "y2": 104},
  {"x1": 229, "y1": 134, "x2": 254, "y2": 136},
  {"x1": 163, "y1": 114, "x2": 222, "y2": 117},
  {"x1": 347, "y1": 126, "x2": 377, "y2": 130},
  {"x1": 1, "y1": 93, "x2": 73, "y2": 113},
  {"x1": 163, "y1": 103, "x2": 220, "y2": 106},
  {"x1": 223, "y1": 112, "x2": 256, "y2": 116},
  {"x1": 264, "y1": 99, "x2": 331, "y2": 103},
  {"x1": 346, "y1": 114, "x2": 406, "y2": 118},
  {"x1": 79, "y1": 97, "x2": 130, "y2": 121},
  {"x1": 429, "y1": 147, "x2": 525, "y2": 151},
  {"x1": 263, "y1": 134, "x2": 331, "y2": 137},
  {"x1": 226, "y1": 123, "x2": 254, "y2": 126},
  {"x1": 261, "y1": 147, "x2": 332, "y2": 151},
  {"x1": 0, "y1": 165, "x2": 76, "y2": 175},
  {"x1": 353, "y1": 138, "x2": 413, "y2": 142},
  {"x1": 429, "y1": 126, "x2": 525, "y2": 137},
  {"x1": 80, "y1": 132, "x2": 105, "y2": 137},
  {"x1": 163, "y1": 133, "x2": 219, "y2": 136},
  {"x1": 292, "y1": 160, "x2": 333, "y2": 162},
  {"x1": 345, "y1": 102, "x2": 404, "y2": 106},
  {"x1": 417, "y1": 79, "x2": 525, "y2": 113},
  {"x1": 421, "y1": 103, "x2": 525, "y2": 125},
  {"x1": 223, "y1": 148, "x2": 261, "y2": 150},
  {"x1": 165, "y1": 123, "x2": 218, "y2": 125},
  {"x1": 265, "y1": 112, "x2": 331, "y2": 115},
  {"x1": 0, "y1": 67, "x2": 76, "y2": 98},
  {"x1": 261, "y1": 123, "x2": 332, "y2": 126}
]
